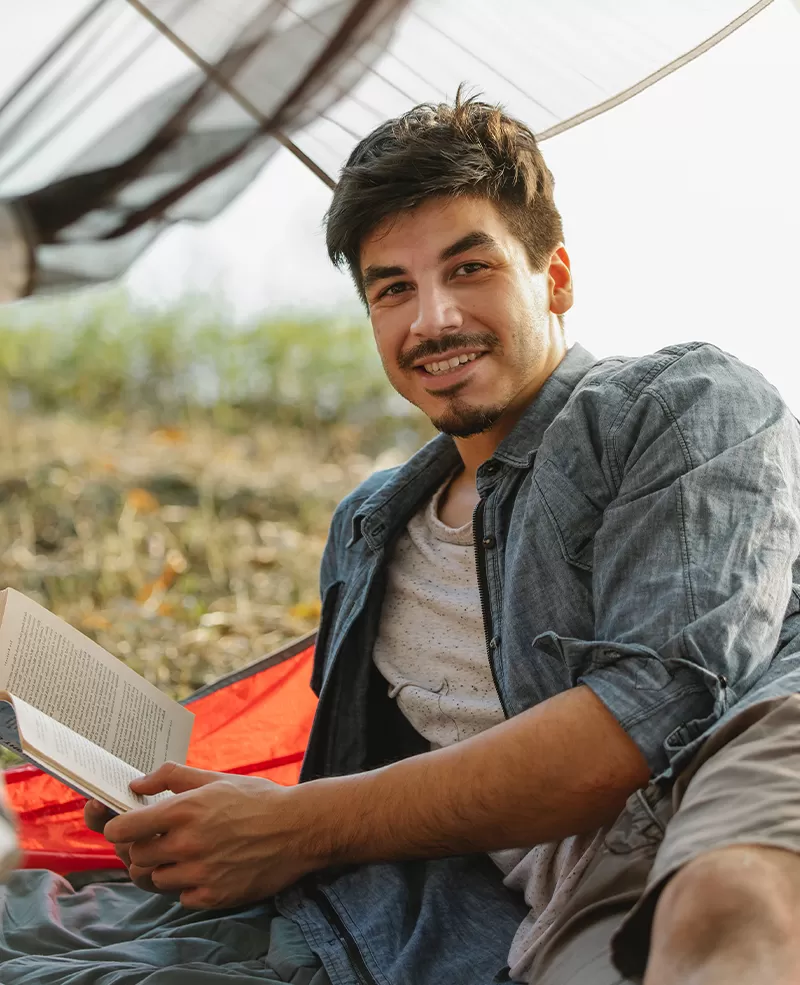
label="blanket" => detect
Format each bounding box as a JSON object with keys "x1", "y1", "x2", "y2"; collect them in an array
[{"x1": 0, "y1": 870, "x2": 331, "y2": 985}]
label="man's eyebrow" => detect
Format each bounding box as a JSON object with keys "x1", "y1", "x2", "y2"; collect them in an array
[
  {"x1": 362, "y1": 264, "x2": 407, "y2": 291},
  {"x1": 439, "y1": 231, "x2": 499, "y2": 262}
]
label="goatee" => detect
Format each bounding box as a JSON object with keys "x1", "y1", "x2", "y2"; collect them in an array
[{"x1": 431, "y1": 402, "x2": 505, "y2": 438}]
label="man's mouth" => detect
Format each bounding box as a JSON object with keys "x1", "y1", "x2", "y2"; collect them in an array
[{"x1": 413, "y1": 351, "x2": 486, "y2": 378}]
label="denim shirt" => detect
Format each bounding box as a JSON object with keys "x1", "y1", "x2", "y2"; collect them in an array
[{"x1": 278, "y1": 341, "x2": 800, "y2": 985}]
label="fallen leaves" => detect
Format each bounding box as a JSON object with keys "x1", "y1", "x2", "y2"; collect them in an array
[
  {"x1": 0, "y1": 408, "x2": 383, "y2": 702},
  {"x1": 126, "y1": 488, "x2": 160, "y2": 514}
]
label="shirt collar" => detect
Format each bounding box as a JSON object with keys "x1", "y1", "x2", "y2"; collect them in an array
[
  {"x1": 353, "y1": 342, "x2": 599, "y2": 550},
  {"x1": 493, "y1": 341, "x2": 598, "y2": 469}
]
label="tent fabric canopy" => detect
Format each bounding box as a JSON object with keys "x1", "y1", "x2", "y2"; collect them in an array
[
  {"x1": 0, "y1": 0, "x2": 410, "y2": 299},
  {"x1": 0, "y1": 0, "x2": 776, "y2": 303}
]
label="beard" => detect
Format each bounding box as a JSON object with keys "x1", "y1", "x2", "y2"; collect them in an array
[{"x1": 429, "y1": 392, "x2": 506, "y2": 437}]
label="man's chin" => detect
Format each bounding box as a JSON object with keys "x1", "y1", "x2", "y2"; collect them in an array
[{"x1": 430, "y1": 404, "x2": 505, "y2": 438}]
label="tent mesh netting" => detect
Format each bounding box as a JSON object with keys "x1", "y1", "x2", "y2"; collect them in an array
[{"x1": 0, "y1": 0, "x2": 775, "y2": 301}]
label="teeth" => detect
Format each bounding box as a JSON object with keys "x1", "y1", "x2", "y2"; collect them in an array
[{"x1": 422, "y1": 352, "x2": 482, "y2": 374}]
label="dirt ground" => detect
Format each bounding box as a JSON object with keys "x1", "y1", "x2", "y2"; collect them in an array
[{"x1": 0, "y1": 405, "x2": 403, "y2": 705}]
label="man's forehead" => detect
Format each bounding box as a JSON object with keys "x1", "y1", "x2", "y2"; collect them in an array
[{"x1": 360, "y1": 198, "x2": 507, "y2": 270}]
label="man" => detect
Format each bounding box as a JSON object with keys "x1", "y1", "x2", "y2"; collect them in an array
[{"x1": 4, "y1": 92, "x2": 800, "y2": 984}]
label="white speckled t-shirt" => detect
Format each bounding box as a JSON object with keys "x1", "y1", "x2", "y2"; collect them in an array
[{"x1": 373, "y1": 478, "x2": 604, "y2": 983}]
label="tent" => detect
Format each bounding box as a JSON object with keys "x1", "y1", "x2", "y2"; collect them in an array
[
  {"x1": 0, "y1": 0, "x2": 778, "y2": 301},
  {"x1": 0, "y1": 0, "x2": 792, "y2": 873},
  {"x1": 4, "y1": 634, "x2": 317, "y2": 875}
]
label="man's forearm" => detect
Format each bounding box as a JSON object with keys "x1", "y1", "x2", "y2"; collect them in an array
[{"x1": 295, "y1": 685, "x2": 651, "y2": 869}]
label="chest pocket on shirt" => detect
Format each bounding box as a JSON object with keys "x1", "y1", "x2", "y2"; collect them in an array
[{"x1": 533, "y1": 459, "x2": 604, "y2": 572}]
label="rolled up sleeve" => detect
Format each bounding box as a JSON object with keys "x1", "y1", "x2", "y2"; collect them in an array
[{"x1": 575, "y1": 346, "x2": 800, "y2": 774}]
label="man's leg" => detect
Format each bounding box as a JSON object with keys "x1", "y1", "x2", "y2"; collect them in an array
[
  {"x1": 521, "y1": 787, "x2": 669, "y2": 985},
  {"x1": 612, "y1": 694, "x2": 800, "y2": 984},
  {"x1": 644, "y1": 844, "x2": 800, "y2": 985}
]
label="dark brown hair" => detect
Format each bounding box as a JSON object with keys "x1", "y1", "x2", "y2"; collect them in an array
[{"x1": 325, "y1": 86, "x2": 564, "y2": 304}]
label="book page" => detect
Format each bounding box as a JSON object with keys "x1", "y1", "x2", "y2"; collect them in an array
[
  {"x1": 0, "y1": 589, "x2": 193, "y2": 773},
  {"x1": 10, "y1": 695, "x2": 170, "y2": 814}
]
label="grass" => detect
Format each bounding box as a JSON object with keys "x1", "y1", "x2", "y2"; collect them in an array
[
  {"x1": 0, "y1": 291, "x2": 427, "y2": 455},
  {"x1": 0, "y1": 292, "x2": 432, "y2": 766}
]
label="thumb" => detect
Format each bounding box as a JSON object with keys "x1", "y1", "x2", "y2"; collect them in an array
[{"x1": 130, "y1": 763, "x2": 219, "y2": 796}]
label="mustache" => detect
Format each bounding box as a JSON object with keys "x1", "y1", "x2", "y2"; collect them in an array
[{"x1": 398, "y1": 332, "x2": 500, "y2": 371}]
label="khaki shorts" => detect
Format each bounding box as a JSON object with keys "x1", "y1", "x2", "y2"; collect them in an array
[{"x1": 526, "y1": 694, "x2": 800, "y2": 985}]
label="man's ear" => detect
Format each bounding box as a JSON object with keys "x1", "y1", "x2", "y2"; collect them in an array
[{"x1": 548, "y1": 246, "x2": 573, "y2": 316}]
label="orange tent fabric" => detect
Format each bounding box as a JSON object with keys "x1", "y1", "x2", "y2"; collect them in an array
[{"x1": 3, "y1": 637, "x2": 317, "y2": 874}]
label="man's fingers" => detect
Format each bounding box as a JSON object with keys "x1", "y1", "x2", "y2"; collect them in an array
[
  {"x1": 129, "y1": 763, "x2": 218, "y2": 797},
  {"x1": 114, "y1": 841, "x2": 132, "y2": 868},
  {"x1": 128, "y1": 832, "x2": 192, "y2": 869},
  {"x1": 109, "y1": 766, "x2": 223, "y2": 843},
  {"x1": 84, "y1": 799, "x2": 116, "y2": 834},
  {"x1": 104, "y1": 801, "x2": 171, "y2": 845},
  {"x1": 106, "y1": 768, "x2": 219, "y2": 844},
  {"x1": 128, "y1": 863, "x2": 161, "y2": 895},
  {"x1": 149, "y1": 862, "x2": 202, "y2": 894},
  {"x1": 179, "y1": 886, "x2": 226, "y2": 910}
]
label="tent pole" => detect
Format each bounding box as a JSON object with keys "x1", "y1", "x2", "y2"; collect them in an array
[
  {"x1": 125, "y1": 0, "x2": 336, "y2": 190},
  {"x1": 536, "y1": 0, "x2": 777, "y2": 142}
]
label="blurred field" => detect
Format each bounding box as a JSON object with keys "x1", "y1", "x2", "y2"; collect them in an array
[{"x1": 0, "y1": 293, "x2": 430, "y2": 766}]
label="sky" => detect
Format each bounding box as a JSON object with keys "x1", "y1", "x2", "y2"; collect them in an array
[{"x1": 3, "y1": 1, "x2": 800, "y2": 411}]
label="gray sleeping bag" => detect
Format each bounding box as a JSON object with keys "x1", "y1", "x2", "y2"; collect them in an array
[{"x1": 0, "y1": 870, "x2": 331, "y2": 985}]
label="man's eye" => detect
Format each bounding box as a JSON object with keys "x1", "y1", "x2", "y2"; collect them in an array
[
  {"x1": 455, "y1": 262, "x2": 487, "y2": 276},
  {"x1": 379, "y1": 282, "x2": 409, "y2": 299}
]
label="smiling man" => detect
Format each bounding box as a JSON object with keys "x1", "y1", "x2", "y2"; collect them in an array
[{"x1": 4, "y1": 91, "x2": 800, "y2": 985}]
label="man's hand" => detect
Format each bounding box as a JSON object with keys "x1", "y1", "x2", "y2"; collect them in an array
[
  {"x1": 84, "y1": 798, "x2": 161, "y2": 890},
  {"x1": 102, "y1": 764, "x2": 325, "y2": 910}
]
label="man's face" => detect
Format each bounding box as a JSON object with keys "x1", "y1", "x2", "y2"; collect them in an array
[{"x1": 360, "y1": 196, "x2": 572, "y2": 437}]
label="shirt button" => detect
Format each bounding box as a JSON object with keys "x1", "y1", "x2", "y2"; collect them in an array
[
  {"x1": 489, "y1": 636, "x2": 501, "y2": 649},
  {"x1": 482, "y1": 535, "x2": 496, "y2": 548},
  {"x1": 483, "y1": 461, "x2": 498, "y2": 475}
]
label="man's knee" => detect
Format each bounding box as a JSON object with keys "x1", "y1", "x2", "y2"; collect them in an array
[{"x1": 651, "y1": 845, "x2": 800, "y2": 961}]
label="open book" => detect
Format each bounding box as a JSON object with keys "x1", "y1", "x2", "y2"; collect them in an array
[{"x1": 0, "y1": 588, "x2": 194, "y2": 814}]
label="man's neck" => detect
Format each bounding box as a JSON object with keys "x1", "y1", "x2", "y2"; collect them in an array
[
  {"x1": 452, "y1": 431, "x2": 506, "y2": 483},
  {"x1": 436, "y1": 468, "x2": 480, "y2": 528}
]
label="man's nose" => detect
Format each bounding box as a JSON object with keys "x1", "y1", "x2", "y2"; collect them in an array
[{"x1": 410, "y1": 283, "x2": 463, "y2": 338}]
